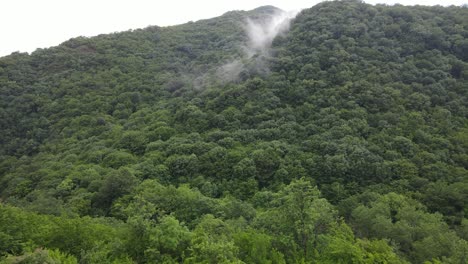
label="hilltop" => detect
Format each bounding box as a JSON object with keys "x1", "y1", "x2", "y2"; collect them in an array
[{"x1": 0, "y1": 1, "x2": 467, "y2": 263}]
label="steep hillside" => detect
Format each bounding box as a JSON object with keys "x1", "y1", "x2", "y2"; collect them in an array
[{"x1": 0, "y1": 1, "x2": 467, "y2": 263}]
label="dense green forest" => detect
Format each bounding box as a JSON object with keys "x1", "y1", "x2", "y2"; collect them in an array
[{"x1": 1, "y1": 0, "x2": 467, "y2": 263}]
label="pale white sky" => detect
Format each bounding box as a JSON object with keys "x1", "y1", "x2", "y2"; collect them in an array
[{"x1": 0, "y1": 0, "x2": 466, "y2": 57}]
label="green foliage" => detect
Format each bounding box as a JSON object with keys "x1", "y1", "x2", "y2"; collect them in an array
[
  {"x1": 233, "y1": 230, "x2": 286, "y2": 264},
  {"x1": 0, "y1": 0, "x2": 467, "y2": 263},
  {"x1": 2, "y1": 248, "x2": 78, "y2": 264},
  {"x1": 351, "y1": 193, "x2": 468, "y2": 263},
  {"x1": 255, "y1": 178, "x2": 337, "y2": 262},
  {"x1": 185, "y1": 215, "x2": 240, "y2": 264},
  {"x1": 0, "y1": 205, "x2": 123, "y2": 263}
]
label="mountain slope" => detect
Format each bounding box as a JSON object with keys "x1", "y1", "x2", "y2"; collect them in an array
[{"x1": 0, "y1": 1, "x2": 467, "y2": 263}]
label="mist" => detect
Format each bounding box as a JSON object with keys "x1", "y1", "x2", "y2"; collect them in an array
[
  {"x1": 244, "y1": 9, "x2": 299, "y2": 57},
  {"x1": 192, "y1": 8, "x2": 299, "y2": 89},
  {"x1": 215, "y1": 9, "x2": 299, "y2": 84}
]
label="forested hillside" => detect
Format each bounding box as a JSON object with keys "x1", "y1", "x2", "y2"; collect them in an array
[{"x1": 1, "y1": 1, "x2": 467, "y2": 263}]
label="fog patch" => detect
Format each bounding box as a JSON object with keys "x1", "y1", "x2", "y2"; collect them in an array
[
  {"x1": 244, "y1": 10, "x2": 299, "y2": 57},
  {"x1": 217, "y1": 9, "x2": 299, "y2": 82},
  {"x1": 216, "y1": 59, "x2": 245, "y2": 82},
  {"x1": 193, "y1": 8, "x2": 299, "y2": 89}
]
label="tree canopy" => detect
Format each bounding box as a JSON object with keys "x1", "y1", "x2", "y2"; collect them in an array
[{"x1": 0, "y1": 1, "x2": 467, "y2": 263}]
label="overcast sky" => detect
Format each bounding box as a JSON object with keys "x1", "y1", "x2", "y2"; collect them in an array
[{"x1": 1, "y1": 0, "x2": 466, "y2": 57}]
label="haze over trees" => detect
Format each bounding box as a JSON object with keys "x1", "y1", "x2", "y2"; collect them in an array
[{"x1": 0, "y1": 1, "x2": 467, "y2": 263}]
